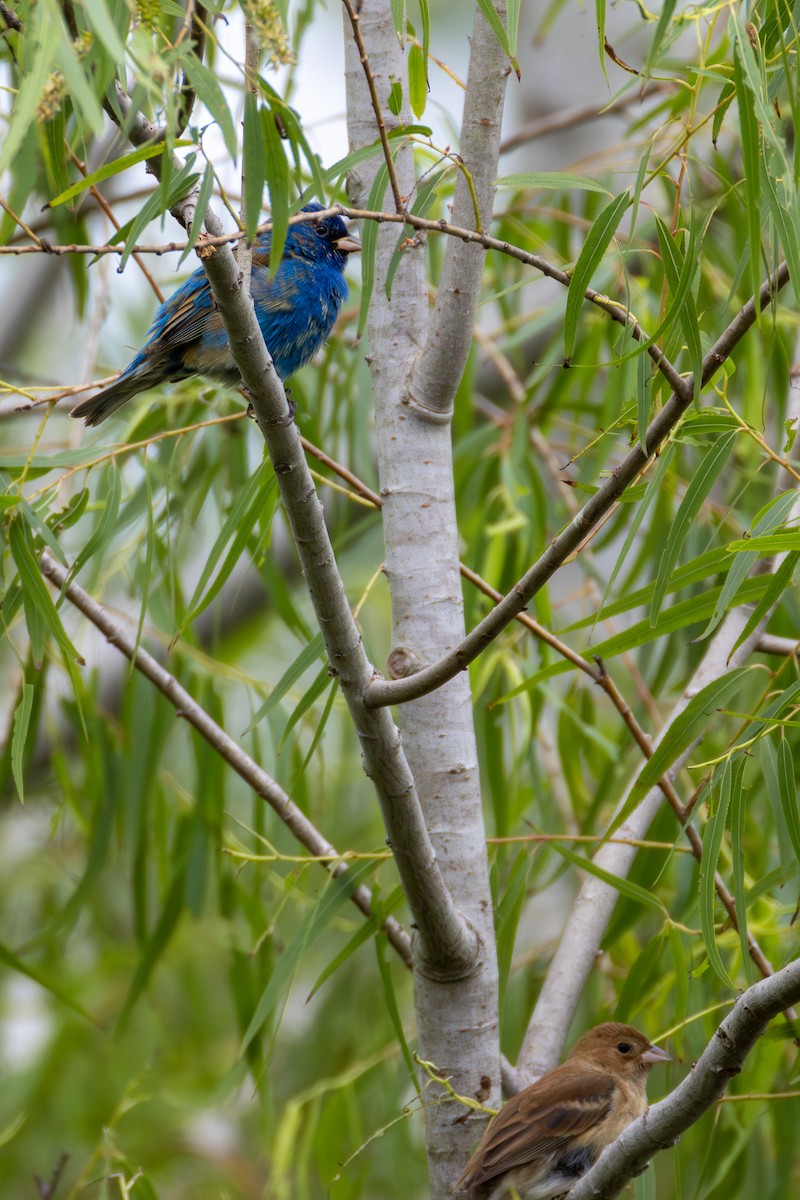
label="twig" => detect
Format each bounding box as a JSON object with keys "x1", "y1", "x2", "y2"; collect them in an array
[
  {"x1": 340, "y1": 0, "x2": 404, "y2": 211},
  {"x1": 364, "y1": 260, "x2": 789, "y2": 709},
  {"x1": 39, "y1": 550, "x2": 413, "y2": 967}
]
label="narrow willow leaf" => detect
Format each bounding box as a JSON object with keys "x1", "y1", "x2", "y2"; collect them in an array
[
  {"x1": 616, "y1": 930, "x2": 666, "y2": 1022},
  {"x1": 495, "y1": 851, "x2": 529, "y2": 1004},
  {"x1": 243, "y1": 91, "x2": 267, "y2": 244},
  {"x1": 643, "y1": 0, "x2": 678, "y2": 77},
  {"x1": 564, "y1": 190, "x2": 629, "y2": 363},
  {"x1": 240, "y1": 860, "x2": 378, "y2": 1053},
  {"x1": 8, "y1": 517, "x2": 83, "y2": 680},
  {"x1": 11, "y1": 683, "x2": 34, "y2": 804},
  {"x1": 68, "y1": 464, "x2": 121, "y2": 581},
  {"x1": 702, "y1": 490, "x2": 799, "y2": 640},
  {"x1": 118, "y1": 866, "x2": 186, "y2": 1028},
  {"x1": 496, "y1": 172, "x2": 610, "y2": 193},
  {"x1": 263, "y1": 103, "x2": 290, "y2": 274},
  {"x1": 39, "y1": 110, "x2": 71, "y2": 200},
  {"x1": 475, "y1": 0, "x2": 509, "y2": 54},
  {"x1": 548, "y1": 841, "x2": 667, "y2": 913},
  {"x1": 390, "y1": 0, "x2": 406, "y2": 41},
  {"x1": 757, "y1": 737, "x2": 796, "y2": 877},
  {"x1": 180, "y1": 161, "x2": 216, "y2": 264},
  {"x1": 728, "y1": 551, "x2": 800, "y2": 659},
  {"x1": 667, "y1": 923, "x2": 688, "y2": 1023},
  {"x1": 244, "y1": 633, "x2": 325, "y2": 733},
  {"x1": 653, "y1": 214, "x2": 702, "y2": 388},
  {"x1": 180, "y1": 465, "x2": 277, "y2": 634},
  {"x1": 0, "y1": 8, "x2": 61, "y2": 176},
  {"x1": 636, "y1": 331, "x2": 652, "y2": 453},
  {"x1": 712, "y1": 80, "x2": 736, "y2": 147},
  {"x1": 623, "y1": 668, "x2": 751, "y2": 814},
  {"x1": 506, "y1": 0, "x2": 521, "y2": 57},
  {"x1": 601, "y1": 442, "x2": 675, "y2": 613},
  {"x1": 182, "y1": 56, "x2": 238, "y2": 159},
  {"x1": 47, "y1": 141, "x2": 179, "y2": 207},
  {"x1": 419, "y1": 0, "x2": 431, "y2": 62},
  {"x1": 110, "y1": 160, "x2": 199, "y2": 271},
  {"x1": 595, "y1": 0, "x2": 609, "y2": 81},
  {"x1": 776, "y1": 738, "x2": 800, "y2": 865},
  {"x1": 376, "y1": 934, "x2": 420, "y2": 1092},
  {"x1": 762, "y1": 149, "x2": 800, "y2": 307},
  {"x1": 408, "y1": 43, "x2": 427, "y2": 118},
  {"x1": 497, "y1": 577, "x2": 772, "y2": 704},
  {"x1": 733, "y1": 52, "x2": 762, "y2": 304},
  {"x1": 729, "y1": 759, "x2": 755, "y2": 983},
  {"x1": 278, "y1": 666, "x2": 332, "y2": 751},
  {"x1": 52, "y1": 25, "x2": 105, "y2": 140},
  {"x1": 82, "y1": 0, "x2": 128, "y2": 63},
  {"x1": 358, "y1": 166, "x2": 389, "y2": 338},
  {"x1": 0, "y1": 939, "x2": 95, "y2": 1022},
  {"x1": 727, "y1": 532, "x2": 800, "y2": 554},
  {"x1": 650, "y1": 431, "x2": 736, "y2": 625},
  {"x1": 698, "y1": 760, "x2": 737, "y2": 990}
]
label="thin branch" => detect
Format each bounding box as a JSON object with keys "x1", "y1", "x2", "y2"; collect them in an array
[
  {"x1": 39, "y1": 551, "x2": 413, "y2": 967},
  {"x1": 498, "y1": 84, "x2": 673, "y2": 154},
  {"x1": 566, "y1": 957, "x2": 800, "y2": 1200},
  {"x1": 409, "y1": 3, "x2": 510, "y2": 416},
  {"x1": 301, "y1": 437, "x2": 786, "y2": 1007},
  {"x1": 364, "y1": 261, "x2": 790, "y2": 709},
  {"x1": 340, "y1": 0, "x2": 404, "y2": 211}
]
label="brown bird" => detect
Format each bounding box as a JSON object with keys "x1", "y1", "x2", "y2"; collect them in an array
[{"x1": 456, "y1": 1022, "x2": 670, "y2": 1200}]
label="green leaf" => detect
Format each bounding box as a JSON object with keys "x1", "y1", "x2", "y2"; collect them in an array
[
  {"x1": 495, "y1": 172, "x2": 611, "y2": 194},
  {"x1": 46, "y1": 141, "x2": 182, "y2": 207},
  {"x1": 408, "y1": 43, "x2": 427, "y2": 119},
  {"x1": 0, "y1": 939, "x2": 95, "y2": 1023},
  {"x1": 358, "y1": 165, "x2": 389, "y2": 338},
  {"x1": 8, "y1": 517, "x2": 84, "y2": 684},
  {"x1": 475, "y1": 0, "x2": 509, "y2": 55},
  {"x1": 243, "y1": 91, "x2": 267, "y2": 243},
  {"x1": 180, "y1": 466, "x2": 277, "y2": 635},
  {"x1": 623, "y1": 668, "x2": 751, "y2": 815},
  {"x1": 182, "y1": 55, "x2": 238, "y2": 160},
  {"x1": 262, "y1": 110, "x2": 290, "y2": 277},
  {"x1": 728, "y1": 551, "x2": 800, "y2": 659},
  {"x1": 776, "y1": 738, "x2": 800, "y2": 866},
  {"x1": 548, "y1": 840, "x2": 667, "y2": 914},
  {"x1": 240, "y1": 860, "x2": 378, "y2": 1054},
  {"x1": 10, "y1": 683, "x2": 34, "y2": 804},
  {"x1": 564, "y1": 190, "x2": 629, "y2": 363},
  {"x1": 82, "y1": 0, "x2": 128, "y2": 63},
  {"x1": 376, "y1": 933, "x2": 420, "y2": 1093},
  {"x1": 650, "y1": 432, "x2": 737, "y2": 625},
  {"x1": 698, "y1": 759, "x2": 737, "y2": 990},
  {"x1": 0, "y1": 5, "x2": 61, "y2": 178}
]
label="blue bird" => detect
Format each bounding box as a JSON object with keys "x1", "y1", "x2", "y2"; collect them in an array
[{"x1": 72, "y1": 203, "x2": 360, "y2": 426}]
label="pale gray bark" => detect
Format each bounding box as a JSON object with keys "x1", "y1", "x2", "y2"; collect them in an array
[{"x1": 343, "y1": 5, "x2": 510, "y2": 1194}]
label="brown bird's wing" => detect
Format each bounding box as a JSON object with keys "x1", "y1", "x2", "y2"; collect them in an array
[{"x1": 459, "y1": 1068, "x2": 615, "y2": 1192}]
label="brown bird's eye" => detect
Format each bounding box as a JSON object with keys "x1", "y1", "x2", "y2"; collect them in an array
[{"x1": 617, "y1": 1042, "x2": 631, "y2": 1054}]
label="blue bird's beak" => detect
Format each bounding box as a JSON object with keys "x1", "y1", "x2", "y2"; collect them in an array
[{"x1": 334, "y1": 234, "x2": 361, "y2": 254}]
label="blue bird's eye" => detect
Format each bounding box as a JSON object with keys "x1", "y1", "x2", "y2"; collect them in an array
[{"x1": 316, "y1": 221, "x2": 330, "y2": 237}]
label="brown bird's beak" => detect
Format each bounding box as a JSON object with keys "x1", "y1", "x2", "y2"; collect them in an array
[
  {"x1": 335, "y1": 234, "x2": 361, "y2": 254},
  {"x1": 641, "y1": 1043, "x2": 671, "y2": 1065}
]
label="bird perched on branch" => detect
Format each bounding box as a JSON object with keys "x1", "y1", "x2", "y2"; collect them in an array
[
  {"x1": 72, "y1": 203, "x2": 360, "y2": 426},
  {"x1": 457, "y1": 1022, "x2": 670, "y2": 1200}
]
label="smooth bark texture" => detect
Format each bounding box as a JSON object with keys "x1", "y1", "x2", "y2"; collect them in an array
[{"x1": 343, "y1": 5, "x2": 509, "y2": 1194}]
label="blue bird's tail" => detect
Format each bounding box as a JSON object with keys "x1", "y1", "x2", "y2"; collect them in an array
[{"x1": 71, "y1": 365, "x2": 167, "y2": 427}]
